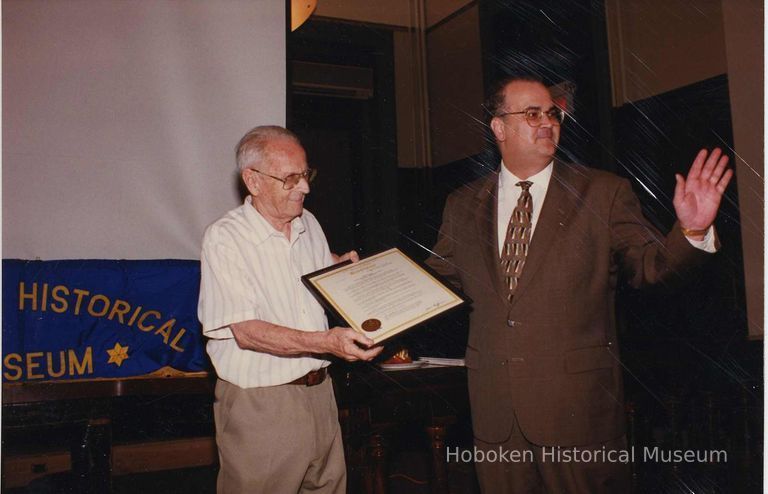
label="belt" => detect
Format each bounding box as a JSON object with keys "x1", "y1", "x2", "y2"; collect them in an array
[{"x1": 287, "y1": 368, "x2": 327, "y2": 386}]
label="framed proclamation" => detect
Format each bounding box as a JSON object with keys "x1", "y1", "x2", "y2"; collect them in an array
[{"x1": 302, "y1": 248, "x2": 467, "y2": 343}]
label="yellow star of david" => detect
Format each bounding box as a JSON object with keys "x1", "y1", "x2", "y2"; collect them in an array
[{"x1": 106, "y1": 342, "x2": 130, "y2": 367}]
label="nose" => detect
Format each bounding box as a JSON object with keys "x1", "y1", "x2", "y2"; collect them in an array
[
  {"x1": 294, "y1": 176, "x2": 310, "y2": 194},
  {"x1": 537, "y1": 114, "x2": 558, "y2": 129}
]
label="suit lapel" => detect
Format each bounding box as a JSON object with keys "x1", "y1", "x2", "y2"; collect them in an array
[
  {"x1": 473, "y1": 172, "x2": 504, "y2": 295},
  {"x1": 508, "y1": 160, "x2": 588, "y2": 309}
]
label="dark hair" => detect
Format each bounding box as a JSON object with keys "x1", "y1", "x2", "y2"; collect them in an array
[{"x1": 484, "y1": 73, "x2": 545, "y2": 118}]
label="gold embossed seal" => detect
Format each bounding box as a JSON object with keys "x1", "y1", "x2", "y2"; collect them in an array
[{"x1": 361, "y1": 319, "x2": 381, "y2": 332}]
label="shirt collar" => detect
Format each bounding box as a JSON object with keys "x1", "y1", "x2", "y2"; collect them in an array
[
  {"x1": 242, "y1": 196, "x2": 306, "y2": 245},
  {"x1": 499, "y1": 160, "x2": 554, "y2": 192}
]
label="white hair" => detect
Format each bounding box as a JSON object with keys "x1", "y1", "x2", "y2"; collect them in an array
[{"x1": 235, "y1": 125, "x2": 301, "y2": 172}]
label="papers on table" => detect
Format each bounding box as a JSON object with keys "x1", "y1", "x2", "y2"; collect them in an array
[{"x1": 416, "y1": 357, "x2": 465, "y2": 367}]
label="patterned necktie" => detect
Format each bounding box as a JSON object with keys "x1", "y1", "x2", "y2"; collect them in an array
[{"x1": 501, "y1": 181, "x2": 533, "y2": 301}]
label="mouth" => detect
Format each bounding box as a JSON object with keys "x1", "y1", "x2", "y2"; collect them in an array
[{"x1": 536, "y1": 128, "x2": 553, "y2": 139}]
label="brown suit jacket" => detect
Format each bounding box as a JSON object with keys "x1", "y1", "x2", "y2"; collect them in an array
[{"x1": 426, "y1": 160, "x2": 711, "y2": 447}]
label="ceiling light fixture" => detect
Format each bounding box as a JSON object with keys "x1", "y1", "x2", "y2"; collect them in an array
[{"x1": 291, "y1": 0, "x2": 317, "y2": 32}]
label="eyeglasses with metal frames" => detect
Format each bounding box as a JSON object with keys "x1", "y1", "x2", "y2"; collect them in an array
[
  {"x1": 249, "y1": 168, "x2": 317, "y2": 190},
  {"x1": 495, "y1": 106, "x2": 565, "y2": 126}
]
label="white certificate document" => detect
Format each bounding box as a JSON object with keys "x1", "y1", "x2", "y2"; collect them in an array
[{"x1": 302, "y1": 248, "x2": 466, "y2": 343}]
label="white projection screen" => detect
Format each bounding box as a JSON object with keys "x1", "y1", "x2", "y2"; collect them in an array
[{"x1": 3, "y1": 0, "x2": 286, "y2": 260}]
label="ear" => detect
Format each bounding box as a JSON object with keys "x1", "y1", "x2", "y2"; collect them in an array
[
  {"x1": 490, "y1": 117, "x2": 506, "y2": 142},
  {"x1": 242, "y1": 169, "x2": 259, "y2": 196}
]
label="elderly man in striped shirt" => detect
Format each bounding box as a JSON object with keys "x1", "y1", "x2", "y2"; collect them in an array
[{"x1": 199, "y1": 125, "x2": 382, "y2": 493}]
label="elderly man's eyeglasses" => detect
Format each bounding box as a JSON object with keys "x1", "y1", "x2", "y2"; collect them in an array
[
  {"x1": 249, "y1": 168, "x2": 317, "y2": 190},
  {"x1": 495, "y1": 106, "x2": 565, "y2": 127}
]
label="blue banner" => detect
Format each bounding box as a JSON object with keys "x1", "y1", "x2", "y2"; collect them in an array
[{"x1": 2, "y1": 260, "x2": 208, "y2": 382}]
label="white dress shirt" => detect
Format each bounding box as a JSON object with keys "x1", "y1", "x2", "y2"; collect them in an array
[
  {"x1": 496, "y1": 161, "x2": 716, "y2": 254},
  {"x1": 198, "y1": 197, "x2": 333, "y2": 388}
]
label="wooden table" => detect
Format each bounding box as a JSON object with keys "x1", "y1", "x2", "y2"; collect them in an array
[
  {"x1": 333, "y1": 363, "x2": 470, "y2": 494},
  {"x1": 3, "y1": 371, "x2": 216, "y2": 491},
  {"x1": 3, "y1": 364, "x2": 470, "y2": 493}
]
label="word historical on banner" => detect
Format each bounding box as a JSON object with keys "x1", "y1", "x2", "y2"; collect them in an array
[
  {"x1": 2, "y1": 259, "x2": 209, "y2": 382},
  {"x1": 18, "y1": 282, "x2": 188, "y2": 352}
]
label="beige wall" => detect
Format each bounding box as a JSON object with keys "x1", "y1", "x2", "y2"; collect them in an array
[
  {"x1": 395, "y1": 30, "x2": 431, "y2": 167},
  {"x1": 721, "y1": 0, "x2": 764, "y2": 339},
  {"x1": 315, "y1": 0, "x2": 481, "y2": 167},
  {"x1": 315, "y1": 0, "x2": 413, "y2": 26},
  {"x1": 427, "y1": 4, "x2": 484, "y2": 166},
  {"x1": 315, "y1": 0, "x2": 474, "y2": 28},
  {"x1": 605, "y1": 0, "x2": 728, "y2": 105},
  {"x1": 426, "y1": 0, "x2": 474, "y2": 27}
]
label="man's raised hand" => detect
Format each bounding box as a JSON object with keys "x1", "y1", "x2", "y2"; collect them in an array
[{"x1": 673, "y1": 148, "x2": 733, "y2": 237}]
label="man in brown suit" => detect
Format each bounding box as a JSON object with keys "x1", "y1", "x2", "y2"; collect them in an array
[{"x1": 426, "y1": 75, "x2": 732, "y2": 493}]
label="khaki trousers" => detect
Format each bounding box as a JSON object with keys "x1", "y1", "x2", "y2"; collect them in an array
[{"x1": 214, "y1": 377, "x2": 346, "y2": 494}]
